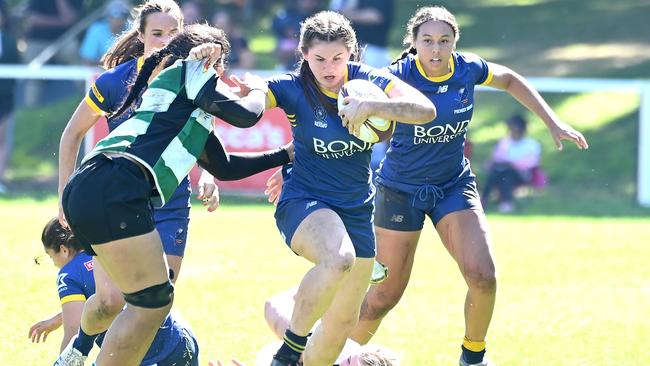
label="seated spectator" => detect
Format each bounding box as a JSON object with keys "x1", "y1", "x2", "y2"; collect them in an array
[
  {"x1": 212, "y1": 10, "x2": 254, "y2": 69},
  {"x1": 481, "y1": 115, "x2": 542, "y2": 213},
  {"x1": 79, "y1": 1, "x2": 129, "y2": 65}
]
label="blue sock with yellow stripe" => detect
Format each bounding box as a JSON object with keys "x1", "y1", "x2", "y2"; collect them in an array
[
  {"x1": 72, "y1": 327, "x2": 98, "y2": 356},
  {"x1": 274, "y1": 329, "x2": 308, "y2": 363},
  {"x1": 461, "y1": 336, "x2": 486, "y2": 364}
]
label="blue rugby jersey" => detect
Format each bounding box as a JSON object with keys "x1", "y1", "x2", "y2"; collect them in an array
[
  {"x1": 377, "y1": 52, "x2": 493, "y2": 189},
  {"x1": 56, "y1": 252, "x2": 189, "y2": 364},
  {"x1": 85, "y1": 56, "x2": 191, "y2": 211},
  {"x1": 56, "y1": 252, "x2": 95, "y2": 306},
  {"x1": 267, "y1": 62, "x2": 395, "y2": 206}
]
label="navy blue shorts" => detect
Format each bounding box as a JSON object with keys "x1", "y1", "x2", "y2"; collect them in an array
[
  {"x1": 374, "y1": 177, "x2": 483, "y2": 231},
  {"x1": 62, "y1": 154, "x2": 155, "y2": 254},
  {"x1": 152, "y1": 327, "x2": 200, "y2": 366},
  {"x1": 154, "y1": 208, "x2": 190, "y2": 257},
  {"x1": 275, "y1": 198, "x2": 376, "y2": 258}
]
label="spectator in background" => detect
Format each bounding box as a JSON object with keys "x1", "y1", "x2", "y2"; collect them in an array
[
  {"x1": 330, "y1": 0, "x2": 394, "y2": 68},
  {"x1": 481, "y1": 115, "x2": 542, "y2": 213},
  {"x1": 79, "y1": 1, "x2": 130, "y2": 65},
  {"x1": 212, "y1": 10, "x2": 254, "y2": 69},
  {"x1": 23, "y1": 0, "x2": 85, "y2": 106},
  {"x1": 181, "y1": 0, "x2": 204, "y2": 24},
  {"x1": 0, "y1": 0, "x2": 19, "y2": 194},
  {"x1": 331, "y1": 0, "x2": 395, "y2": 172},
  {"x1": 271, "y1": 0, "x2": 320, "y2": 69}
]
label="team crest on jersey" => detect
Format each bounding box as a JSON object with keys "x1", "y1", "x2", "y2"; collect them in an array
[
  {"x1": 314, "y1": 106, "x2": 327, "y2": 128},
  {"x1": 456, "y1": 86, "x2": 470, "y2": 105},
  {"x1": 83, "y1": 260, "x2": 94, "y2": 271}
]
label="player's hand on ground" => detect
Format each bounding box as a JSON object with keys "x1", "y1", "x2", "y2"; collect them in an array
[
  {"x1": 28, "y1": 316, "x2": 62, "y2": 343},
  {"x1": 339, "y1": 96, "x2": 369, "y2": 136},
  {"x1": 197, "y1": 171, "x2": 220, "y2": 212},
  {"x1": 208, "y1": 359, "x2": 245, "y2": 366},
  {"x1": 230, "y1": 72, "x2": 268, "y2": 97},
  {"x1": 549, "y1": 121, "x2": 589, "y2": 151},
  {"x1": 265, "y1": 168, "x2": 284, "y2": 206},
  {"x1": 188, "y1": 43, "x2": 223, "y2": 70}
]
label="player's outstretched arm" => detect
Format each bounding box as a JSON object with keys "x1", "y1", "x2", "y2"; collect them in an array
[{"x1": 485, "y1": 62, "x2": 589, "y2": 151}]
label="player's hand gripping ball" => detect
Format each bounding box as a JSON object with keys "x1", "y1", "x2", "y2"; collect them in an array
[{"x1": 337, "y1": 79, "x2": 395, "y2": 143}]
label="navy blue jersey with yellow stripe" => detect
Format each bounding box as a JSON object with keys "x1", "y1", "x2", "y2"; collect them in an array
[
  {"x1": 85, "y1": 57, "x2": 191, "y2": 211},
  {"x1": 56, "y1": 252, "x2": 95, "y2": 305},
  {"x1": 56, "y1": 251, "x2": 190, "y2": 365},
  {"x1": 378, "y1": 52, "x2": 492, "y2": 189},
  {"x1": 268, "y1": 62, "x2": 395, "y2": 206}
]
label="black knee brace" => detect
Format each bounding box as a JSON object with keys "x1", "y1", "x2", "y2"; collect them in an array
[{"x1": 123, "y1": 281, "x2": 174, "y2": 308}]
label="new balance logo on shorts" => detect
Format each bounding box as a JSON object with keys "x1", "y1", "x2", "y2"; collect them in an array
[
  {"x1": 390, "y1": 214, "x2": 404, "y2": 223},
  {"x1": 305, "y1": 201, "x2": 317, "y2": 210}
]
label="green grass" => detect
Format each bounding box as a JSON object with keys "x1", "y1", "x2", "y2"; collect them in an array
[{"x1": 2, "y1": 198, "x2": 649, "y2": 365}]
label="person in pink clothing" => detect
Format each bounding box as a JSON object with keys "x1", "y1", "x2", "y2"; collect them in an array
[{"x1": 482, "y1": 114, "x2": 542, "y2": 213}]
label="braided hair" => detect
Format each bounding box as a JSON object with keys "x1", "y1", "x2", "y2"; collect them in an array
[
  {"x1": 102, "y1": 0, "x2": 184, "y2": 70},
  {"x1": 41, "y1": 218, "x2": 83, "y2": 253},
  {"x1": 297, "y1": 11, "x2": 359, "y2": 115},
  {"x1": 113, "y1": 23, "x2": 230, "y2": 119},
  {"x1": 392, "y1": 6, "x2": 460, "y2": 65}
]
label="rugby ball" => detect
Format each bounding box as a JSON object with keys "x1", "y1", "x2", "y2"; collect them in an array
[{"x1": 337, "y1": 79, "x2": 395, "y2": 143}]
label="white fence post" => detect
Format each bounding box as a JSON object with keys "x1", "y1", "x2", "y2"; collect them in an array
[{"x1": 638, "y1": 84, "x2": 650, "y2": 207}]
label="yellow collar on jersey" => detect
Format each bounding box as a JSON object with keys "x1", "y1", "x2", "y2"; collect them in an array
[{"x1": 415, "y1": 53, "x2": 455, "y2": 82}]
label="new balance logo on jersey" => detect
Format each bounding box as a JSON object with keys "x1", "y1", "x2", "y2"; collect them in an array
[
  {"x1": 436, "y1": 85, "x2": 448, "y2": 94},
  {"x1": 306, "y1": 200, "x2": 317, "y2": 209},
  {"x1": 390, "y1": 214, "x2": 404, "y2": 223}
]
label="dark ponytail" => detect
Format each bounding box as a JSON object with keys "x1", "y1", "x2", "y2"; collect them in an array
[
  {"x1": 391, "y1": 47, "x2": 417, "y2": 65},
  {"x1": 102, "y1": 30, "x2": 144, "y2": 70},
  {"x1": 113, "y1": 47, "x2": 173, "y2": 119},
  {"x1": 41, "y1": 218, "x2": 83, "y2": 253},
  {"x1": 113, "y1": 24, "x2": 230, "y2": 120}
]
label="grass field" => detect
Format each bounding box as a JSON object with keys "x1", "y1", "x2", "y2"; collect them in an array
[{"x1": 2, "y1": 197, "x2": 649, "y2": 365}]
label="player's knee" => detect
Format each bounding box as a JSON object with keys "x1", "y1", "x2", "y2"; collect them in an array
[
  {"x1": 123, "y1": 281, "x2": 174, "y2": 309},
  {"x1": 324, "y1": 251, "x2": 356, "y2": 274},
  {"x1": 93, "y1": 291, "x2": 125, "y2": 320},
  {"x1": 364, "y1": 289, "x2": 402, "y2": 320},
  {"x1": 465, "y1": 268, "x2": 497, "y2": 294}
]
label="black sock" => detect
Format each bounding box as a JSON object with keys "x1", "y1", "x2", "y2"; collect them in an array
[
  {"x1": 461, "y1": 344, "x2": 486, "y2": 364},
  {"x1": 72, "y1": 327, "x2": 98, "y2": 356},
  {"x1": 274, "y1": 329, "x2": 308, "y2": 363}
]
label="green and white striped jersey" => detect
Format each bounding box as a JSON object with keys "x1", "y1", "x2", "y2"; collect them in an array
[{"x1": 82, "y1": 58, "x2": 216, "y2": 206}]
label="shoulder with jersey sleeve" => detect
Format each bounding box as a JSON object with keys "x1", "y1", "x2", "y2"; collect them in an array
[
  {"x1": 86, "y1": 57, "x2": 140, "y2": 115},
  {"x1": 385, "y1": 53, "x2": 414, "y2": 79},
  {"x1": 56, "y1": 252, "x2": 94, "y2": 305},
  {"x1": 348, "y1": 62, "x2": 396, "y2": 93},
  {"x1": 267, "y1": 71, "x2": 302, "y2": 109},
  {"x1": 455, "y1": 51, "x2": 493, "y2": 85}
]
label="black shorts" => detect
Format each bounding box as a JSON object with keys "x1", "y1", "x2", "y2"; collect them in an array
[{"x1": 62, "y1": 154, "x2": 155, "y2": 254}]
